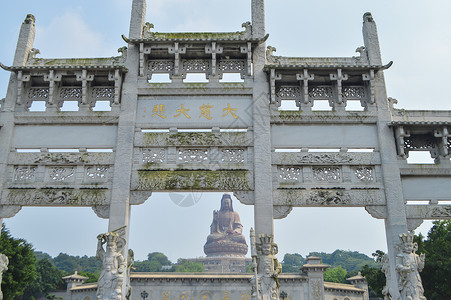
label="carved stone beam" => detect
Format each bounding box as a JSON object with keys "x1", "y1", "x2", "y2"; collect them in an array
[
  {"x1": 394, "y1": 126, "x2": 410, "y2": 157},
  {"x1": 139, "y1": 43, "x2": 151, "y2": 77},
  {"x1": 434, "y1": 126, "x2": 450, "y2": 163},
  {"x1": 362, "y1": 69, "x2": 375, "y2": 105},
  {"x1": 109, "y1": 70, "x2": 122, "y2": 106},
  {"x1": 43, "y1": 70, "x2": 62, "y2": 110},
  {"x1": 0, "y1": 205, "x2": 22, "y2": 218},
  {"x1": 76, "y1": 69, "x2": 94, "y2": 108},
  {"x1": 240, "y1": 42, "x2": 253, "y2": 77},
  {"x1": 205, "y1": 42, "x2": 223, "y2": 77},
  {"x1": 296, "y1": 69, "x2": 314, "y2": 108},
  {"x1": 406, "y1": 204, "x2": 451, "y2": 220},
  {"x1": 330, "y1": 69, "x2": 348, "y2": 108},
  {"x1": 168, "y1": 42, "x2": 186, "y2": 77},
  {"x1": 16, "y1": 71, "x2": 30, "y2": 106},
  {"x1": 270, "y1": 69, "x2": 282, "y2": 106}
]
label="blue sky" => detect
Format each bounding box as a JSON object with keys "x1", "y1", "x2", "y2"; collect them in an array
[{"x1": 1, "y1": 0, "x2": 450, "y2": 261}]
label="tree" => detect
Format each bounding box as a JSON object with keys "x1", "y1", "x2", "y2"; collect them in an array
[
  {"x1": 18, "y1": 258, "x2": 66, "y2": 300},
  {"x1": 134, "y1": 260, "x2": 162, "y2": 272},
  {"x1": 173, "y1": 259, "x2": 204, "y2": 272},
  {"x1": 147, "y1": 252, "x2": 171, "y2": 266},
  {"x1": 281, "y1": 253, "x2": 305, "y2": 273},
  {"x1": 416, "y1": 220, "x2": 451, "y2": 300},
  {"x1": 0, "y1": 224, "x2": 37, "y2": 299},
  {"x1": 324, "y1": 265, "x2": 347, "y2": 283}
]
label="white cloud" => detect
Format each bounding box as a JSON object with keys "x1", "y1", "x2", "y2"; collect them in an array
[{"x1": 34, "y1": 11, "x2": 116, "y2": 58}]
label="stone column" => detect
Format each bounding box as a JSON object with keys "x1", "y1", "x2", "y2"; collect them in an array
[
  {"x1": 363, "y1": 13, "x2": 409, "y2": 300},
  {"x1": 301, "y1": 256, "x2": 328, "y2": 300},
  {"x1": 98, "y1": 1, "x2": 147, "y2": 299},
  {"x1": 251, "y1": 1, "x2": 278, "y2": 299},
  {"x1": 0, "y1": 14, "x2": 36, "y2": 227}
]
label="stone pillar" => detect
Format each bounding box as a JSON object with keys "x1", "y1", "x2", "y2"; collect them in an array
[
  {"x1": 346, "y1": 272, "x2": 369, "y2": 300},
  {"x1": 364, "y1": 12, "x2": 409, "y2": 300},
  {"x1": 362, "y1": 12, "x2": 382, "y2": 66},
  {"x1": 97, "y1": 2, "x2": 146, "y2": 299},
  {"x1": 63, "y1": 271, "x2": 88, "y2": 300},
  {"x1": 13, "y1": 14, "x2": 36, "y2": 67},
  {"x1": 301, "y1": 256, "x2": 328, "y2": 300},
  {"x1": 129, "y1": 0, "x2": 147, "y2": 40},
  {"x1": 252, "y1": 0, "x2": 265, "y2": 38}
]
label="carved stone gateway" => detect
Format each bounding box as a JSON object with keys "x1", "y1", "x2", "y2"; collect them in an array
[{"x1": 0, "y1": 0, "x2": 450, "y2": 299}]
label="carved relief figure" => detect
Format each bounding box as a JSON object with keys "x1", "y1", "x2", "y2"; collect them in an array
[
  {"x1": 96, "y1": 231, "x2": 126, "y2": 300},
  {"x1": 204, "y1": 193, "x2": 248, "y2": 256},
  {"x1": 255, "y1": 234, "x2": 281, "y2": 300},
  {"x1": 395, "y1": 231, "x2": 426, "y2": 300},
  {"x1": 381, "y1": 254, "x2": 392, "y2": 300},
  {"x1": 0, "y1": 253, "x2": 9, "y2": 300},
  {"x1": 125, "y1": 249, "x2": 134, "y2": 300}
]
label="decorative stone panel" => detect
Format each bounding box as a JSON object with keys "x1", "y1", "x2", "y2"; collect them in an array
[
  {"x1": 46, "y1": 167, "x2": 75, "y2": 182},
  {"x1": 278, "y1": 166, "x2": 301, "y2": 182},
  {"x1": 221, "y1": 149, "x2": 246, "y2": 163},
  {"x1": 135, "y1": 170, "x2": 252, "y2": 191},
  {"x1": 353, "y1": 166, "x2": 374, "y2": 182},
  {"x1": 4, "y1": 188, "x2": 108, "y2": 206},
  {"x1": 142, "y1": 148, "x2": 166, "y2": 164},
  {"x1": 59, "y1": 87, "x2": 82, "y2": 100},
  {"x1": 312, "y1": 167, "x2": 341, "y2": 182},
  {"x1": 276, "y1": 86, "x2": 301, "y2": 99},
  {"x1": 91, "y1": 87, "x2": 115, "y2": 100},
  {"x1": 342, "y1": 86, "x2": 365, "y2": 100},
  {"x1": 27, "y1": 87, "x2": 49, "y2": 100},
  {"x1": 308, "y1": 86, "x2": 333, "y2": 99},
  {"x1": 178, "y1": 149, "x2": 209, "y2": 163},
  {"x1": 85, "y1": 166, "x2": 109, "y2": 182},
  {"x1": 13, "y1": 166, "x2": 36, "y2": 182}
]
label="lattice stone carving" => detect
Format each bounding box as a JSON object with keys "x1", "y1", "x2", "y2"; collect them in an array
[
  {"x1": 178, "y1": 149, "x2": 209, "y2": 163},
  {"x1": 342, "y1": 86, "x2": 365, "y2": 99},
  {"x1": 148, "y1": 60, "x2": 175, "y2": 73},
  {"x1": 313, "y1": 167, "x2": 341, "y2": 182},
  {"x1": 86, "y1": 166, "x2": 109, "y2": 181},
  {"x1": 91, "y1": 87, "x2": 114, "y2": 99},
  {"x1": 59, "y1": 87, "x2": 82, "y2": 99},
  {"x1": 308, "y1": 86, "x2": 333, "y2": 99},
  {"x1": 448, "y1": 138, "x2": 451, "y2": 150},
  {"x1": 221, "y1": 149, "x2": 245, "y2": 163},
  {"x1": 14, "y1": 166, "x2": 36, "y2": 182},
  {"x1": 279, "y1": 167, "x2": 301, "y2": 182},
  {"x1": 47, "y1": 167, "x2": 75, "y2": 181},
  {"x1": 276, "y1": 86, "x2": 301, "y2": 99},
  {"x1": 218, "y1": 60, "x2": 245, "y2": 72},
  {"x1": 404, "y1": 135, "x2": 436, "y2": 150},
  {"x1": 142, "y1": 148, "x2": 166, "y2": 163},
  {"x1": 183, "y1": 60, "x2": 210, "y2": 72},
  {"x1": 354, "y1": 166, "x2": 374, "y2": 182},
  {"x1": 28, "y1": 87, "x2": 49, "y2": 100}
]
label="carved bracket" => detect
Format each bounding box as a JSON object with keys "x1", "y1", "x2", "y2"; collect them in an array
[
  {"x1": 0, "y1": 205, "x2": 22, "y2": 218},
  {"x1": 273, "y1": 205, "x2": 293, "y2": 219},
  {"x1": 130, "y1": 191, "x2": 152, "y2": 205},
  {"x1": 233, "y1": 191, "x2": 254, "y2": 205},
  {"x1": 92, "y1": 205, "x2": 110, "y2": 219}
]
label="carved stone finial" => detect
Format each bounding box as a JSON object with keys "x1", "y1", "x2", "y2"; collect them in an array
[
  {"x1": 24, "y1": 14, "x2": 35, "y2": 25},
  {"x1": 363, "y1": 12, "x2": 374, "y2": 22},
  {"x1": 28, "y1": 48, "x2": 40, "y2": 61},
  {"x1": 144, "y1": 22, "x2": 154, "y2": 33}
]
